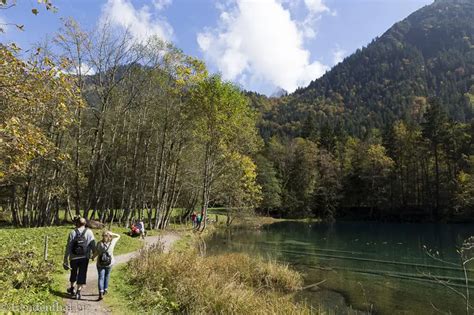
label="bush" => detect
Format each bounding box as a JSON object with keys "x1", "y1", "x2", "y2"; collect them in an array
[
  {"x1": 0, "y1": 226, "x2": 67, "y2": 306},
  {"x1": 0, "y1": 250, "x2": 56, "y2": 305},
  {"x1": 125, "y1": 246, "x2": 309, "y2": 314}
]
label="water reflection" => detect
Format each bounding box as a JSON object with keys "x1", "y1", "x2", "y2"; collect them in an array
[{"x1": 206, "y1": 221, "x2": 474, "y2": 314}]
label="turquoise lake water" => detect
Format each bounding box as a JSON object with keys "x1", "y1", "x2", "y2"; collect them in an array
[{"x1": 206, "y1": 221, "x2": 474, "y2": 314}]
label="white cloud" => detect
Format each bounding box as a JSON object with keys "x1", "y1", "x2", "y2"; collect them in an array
[
  {"x1": 63, "y1": 62, "x2": 96, "y2": 76},
  {"x1": 300, "y1": 0, "x2": 331, "y2": 39},
  {"x1": 101, "y1": 0, "x2": 173, "y2": 43},
  {"x1": 152, "y1": 0, "x2": 172, "y2": 10},
  {"x1": 197, "y1": 0, "x2": 329, "y2": 93},
  {"x1": 304, "y1": 0, "x2": 329, "y2": 14},
  {"x1": 299, "y1": 15, "x2": 320, "y2": 39},
  {"x1": 332, "y1": 47, "x2": 346, "y2": 65},
  {"x1": 0, "y1": 15, "x2": 7, "y2": 34}
]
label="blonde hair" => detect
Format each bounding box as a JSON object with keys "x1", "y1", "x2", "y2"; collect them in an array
[{"x1": 102, "y1": 231, "x2": 112, "y2": 243}]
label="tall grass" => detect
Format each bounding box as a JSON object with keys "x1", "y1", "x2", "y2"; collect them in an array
[
  {"x1": 125, "y1": 246, "x2": 310, "y2": 314},
  {"x1": 206, "y1": 253, "x2": 302, "y2": 292}
]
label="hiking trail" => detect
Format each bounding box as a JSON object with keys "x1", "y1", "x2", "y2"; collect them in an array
[{"x1": 63, "y1": 233, "x2": 181, "y2": 315}]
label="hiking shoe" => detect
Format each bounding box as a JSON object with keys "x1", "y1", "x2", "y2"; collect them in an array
[
  {"x1": 98, "y1": 292, "x2": 103, "y2": 301},
  {"x1": 103, "y1": 289, "x2": 108, "y2": 296},
  {"x1": 67, "y1": 287, "x2": 75, "y2": 296},
  {"x1": 75, "y1": 291, "x2": 82, "y2": 300}
]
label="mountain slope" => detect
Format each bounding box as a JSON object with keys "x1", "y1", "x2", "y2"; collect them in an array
[{"x1": 259, "y1": 0, "x2": 474, "y2": 138}]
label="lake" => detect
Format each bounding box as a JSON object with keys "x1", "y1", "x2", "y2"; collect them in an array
[{"x1": 206, "y1": 221, "x2": 474, "y2": 314}]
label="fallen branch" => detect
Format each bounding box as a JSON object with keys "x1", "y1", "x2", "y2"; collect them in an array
[{"x1": 301, "y1": 279, "x2": 327, "y2": 290}]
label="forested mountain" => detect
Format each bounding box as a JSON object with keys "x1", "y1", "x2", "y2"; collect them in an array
[
  {"x1": 258, "y1": 0, "x2": 474, "y2": 138},
  {"x1": 253, "y1": 0, "x2": 474, "y2": 221}
]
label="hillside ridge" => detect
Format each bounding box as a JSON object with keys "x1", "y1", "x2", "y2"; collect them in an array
[{"x1": 256, "y1": 0, "x2": 473, "y2": 138}]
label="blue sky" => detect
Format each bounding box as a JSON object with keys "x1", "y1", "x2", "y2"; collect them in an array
[{"x1": 1, "y1": 0, "x2": 433, "y2": 95}]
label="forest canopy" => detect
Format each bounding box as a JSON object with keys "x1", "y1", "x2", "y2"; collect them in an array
[{"x1": 0, "y1": 20, "x2": 262, "y2": 228}]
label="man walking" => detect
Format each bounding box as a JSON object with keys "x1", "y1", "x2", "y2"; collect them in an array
[{"x1": 63, "y1": 217, "x2": 96, "y2": 300}]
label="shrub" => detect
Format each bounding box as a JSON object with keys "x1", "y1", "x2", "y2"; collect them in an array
[
  {"x1": 0, "y1": 226, "x2": 69, "y2": 306},
  {"x1": 0, "y1": 250, "x2": 56, "y2": 305}
]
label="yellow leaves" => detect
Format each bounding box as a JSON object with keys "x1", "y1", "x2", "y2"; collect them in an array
[
  {"x1": 465, "y1": 87, "x2": 474, "y2": 112},
  {"x1": 57, "y1": 102, "x2": 67, "y2": 111},
  {"x1": 0, "y1": 45, "x2": 82, "y2": 184},
  {"x1": 342, "y1": 136, "x2": 361, "y2": 171},
  {"x1": 218, "y1": 150, "x2": 262, "y2": 207},
  {"x1": 8, "y1": 117, "x2": 20, "y2": 125},
  {"x1": 366, "y1": 144, "x2": 395, "y2": 173},
  {"x1": 8, "y1": 43, "x2": 21, "y2": 53},
  {"x1": 393, "y1": 120, "x2": 408, "y2": 139},
  {"x1": 455, "y1": 170, "x2": 474, "y2": 210},
  {"x1": 58, "y1": 152, "x2": 70, "y2": 161},
  {"x1": 457, "y1": 171, "x2": 471, "y2": 184},
  {"x1": 42, "y1": 56, "x2": 54, "y2": 68}
]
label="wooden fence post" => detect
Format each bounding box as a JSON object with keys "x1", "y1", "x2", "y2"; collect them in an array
[{"x1": 44, "y1": 235, "x2": 48, "y2": 261}]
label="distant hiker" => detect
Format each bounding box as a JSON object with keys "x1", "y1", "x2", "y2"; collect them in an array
[
  {"x1": 136, "y1": 220, "x2": 146, "y2": 239},
  {"x1": 191, "y1": 212, "x2": 197, "y2": 228},
  {"x1": 129, "y1": 222, "x2": 140, "y2": 237},
  {"x1": 92, "y1": 231, "x2": 120, "y2": 301},
  {"x1": 196, "y1": 213, "x2": 203, "y2": 229},
  {"x1": 63, "y1": 217, "x2": 96, "y2": 300}
]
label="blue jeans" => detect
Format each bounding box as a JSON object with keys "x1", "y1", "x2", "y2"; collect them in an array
[{"x1": 97, "y1": 266, "x2": 111, "y2": 293}]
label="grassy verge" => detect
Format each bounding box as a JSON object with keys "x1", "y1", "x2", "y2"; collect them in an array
[
  {"x1": 0, "y1": 224, "x2": 144, "y2": 308},
  {"x1": 106, "y1": 246, "x2": 310, "y2": 314},
  {"x1": 0, "y1": 226, "x2": 72, "y2": 306},
  {"x1": 105, "y1": 224, "x2": 312, "y2": 314},
  {"x1": 206, "y1": 209, "x2": 321, "y2": 230},
  {"x1": 169, "y1": 231, "x2": 195, "y2": 252},
  {"x1": 99, "y1": 264, "x2": 133, "y2": 315}
]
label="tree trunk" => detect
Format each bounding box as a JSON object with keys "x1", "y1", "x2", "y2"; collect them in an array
[
  {"x1": 11, "y1": 186, "x2": 21, "y2": 226},
  {"x1": 434, "y1": 144, "x2": 440, "y2": 219}
]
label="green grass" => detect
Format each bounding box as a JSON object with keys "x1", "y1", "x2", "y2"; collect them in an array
[
  {"x1": 169, "y1": 232, "x2": 194, "y2": 253},
  {"x1": 0, "y1": 224, "x2": 144, "y2": 308},
  {"x1": 0, "y1": 226, "x2": 71, "y2": 306},
  {"x1": 101, "y1": 264, "x2": 134, "y2": 315}
]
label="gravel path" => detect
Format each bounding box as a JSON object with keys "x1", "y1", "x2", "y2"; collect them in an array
[{"x1": 63, "y1": 233, "x2": 181, "y2": 315}]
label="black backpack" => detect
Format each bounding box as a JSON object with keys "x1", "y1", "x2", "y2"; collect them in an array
[
  {"x1": 71, "y1": 228, "x2": 88, "y2": 256},
  {"x1": 99, "y1": 242, "x2": 112, "y2": 266}
]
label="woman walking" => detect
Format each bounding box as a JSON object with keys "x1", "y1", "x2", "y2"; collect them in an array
[{"x1": 92, "y1": 231, "x2": 120, "y2": 301}]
